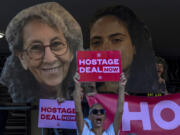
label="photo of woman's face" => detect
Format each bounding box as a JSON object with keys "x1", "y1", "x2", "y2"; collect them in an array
[
  {"x1": 90, "y1": 15, "x2": 135, "y2": 71},
  {"x1": 18, "y1": 20, "x2": 73, "y2": 87}
]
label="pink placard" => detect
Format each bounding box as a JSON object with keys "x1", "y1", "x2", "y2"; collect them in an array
[
  {"x1": 77, "y1": 51, "x2": 122, "y2": 82},
  {"x1": 38, "y1": 99, "x2": 76, "y2": 129}
]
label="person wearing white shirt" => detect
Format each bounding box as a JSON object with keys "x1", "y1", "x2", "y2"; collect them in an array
[{"x1": 73, "y1": 72, "x2": 126, "y2": 135}]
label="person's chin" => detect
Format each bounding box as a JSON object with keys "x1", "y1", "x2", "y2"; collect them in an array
[
  {"x1": 94, "y1": 123, "x2": 103, "y2": 128},
  {"x1": 47, "y1": 80, "x2": 62, "y2": 87},
  {"x1": 41, "y1": 77, "x2": 63, "y2": 88}
]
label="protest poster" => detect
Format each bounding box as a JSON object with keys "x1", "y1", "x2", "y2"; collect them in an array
[
  {"x1": 77, "y1": 51, "x2": 122, "y2": 82},
  {"x1": 87, "y1": 93, "x2": 180, "y2": 135},
  {"x1": 38, "y1": 99, "x2": 76, "y2": 129}
]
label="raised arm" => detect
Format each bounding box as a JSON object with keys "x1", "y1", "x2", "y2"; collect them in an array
[
  {"x1": 113, "y1": 73, "x2": 127, "y2": 135},
  {"x1": 73, "y1": 73, "x2": 84, "y2": 135}
]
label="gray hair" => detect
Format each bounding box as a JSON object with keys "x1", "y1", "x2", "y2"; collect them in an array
[{"x1": 0, "y1": 2, "x2": 83, "y2": 103}]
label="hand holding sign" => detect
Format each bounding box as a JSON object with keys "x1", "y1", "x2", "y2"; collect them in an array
[
  {"x1": 73, "y1": 72, "x2": 84, "y2": 101},
  {"x1": 77, "y1": 51, "x2": 122, "y2": 82},
  {"x1": 118, "y1": 72, "x2": 127, "y2": 93}
]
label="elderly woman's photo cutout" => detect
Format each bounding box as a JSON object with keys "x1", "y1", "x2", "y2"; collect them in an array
[{"x1": 0, "y1": 2, "x2": 83, "y2": 103}]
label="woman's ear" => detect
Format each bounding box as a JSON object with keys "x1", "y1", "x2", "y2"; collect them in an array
[{"x1": 17, "y1": 52, "x2": 28, "y2": 70}]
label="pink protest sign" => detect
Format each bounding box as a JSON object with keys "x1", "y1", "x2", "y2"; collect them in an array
[
  {"x1": 38, "y1": 99, "x2": 76, "y2": 129},
  {"x1": 77, "y1": 51, "x2": 122, "y2": 82}
]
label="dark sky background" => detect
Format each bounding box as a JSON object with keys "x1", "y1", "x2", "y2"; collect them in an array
[{"x1": 0, "y1": 0, "x2": 180, "y2": 58}]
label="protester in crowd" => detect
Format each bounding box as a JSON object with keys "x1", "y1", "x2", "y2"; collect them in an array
[
  {"x1": 88, "y1": 5, "x2": 159, "y2": 95},
  {"x1": 155, "y1": 56, "x2": 168, "y2": 95},
  {"x1": 73, "y1": 72, "x2": 126, "y2": 135},
  {"x1": 0, "y1": 2, "x2": 83, "y2": 103}
]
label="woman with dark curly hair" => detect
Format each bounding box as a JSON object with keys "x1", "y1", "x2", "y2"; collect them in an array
[
  {"x1": 88, "y1": 5, "x2": 159, "y2": 95},
  {"x1": 0, "y1": 2, "x2": 83, "y2": 103}
]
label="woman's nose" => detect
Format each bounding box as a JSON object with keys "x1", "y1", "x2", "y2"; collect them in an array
[
  {"x1": 101, "y1": 40, "x2": 111, "y2": 51},
  {"x1": 43, "y1": 47, "x2": 57, "y2": 63}
]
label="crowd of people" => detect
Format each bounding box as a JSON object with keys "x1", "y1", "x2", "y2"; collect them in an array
[{"x1": 0, "y1": 2, "x2": 174, "y2": 135}]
